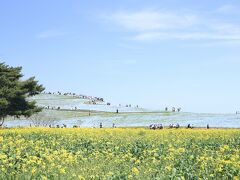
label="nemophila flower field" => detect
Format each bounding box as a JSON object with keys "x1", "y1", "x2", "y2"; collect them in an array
[{"x1": 0, "y1": 128, "x2": 240, "y2": 179}]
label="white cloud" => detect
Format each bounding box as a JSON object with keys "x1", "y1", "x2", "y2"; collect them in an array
[
  {"x1": 36, "y1": 30, "x2": 66, "y2": 39},
  {"x1": 133, "y1": 31, "x2": 240, "y2": 41},
  {"x1": 210, "y1": 23, "x2": 240, "y2": 34},
  {"x1": 108, "y1": 10, "x2": 198, "y2": 31},
  {"x1": 216, "y1": 5, "x2": 238, "y2": 14},
  {"x1": 105, "y1": 9, "x2": 240, "y2": 43}
]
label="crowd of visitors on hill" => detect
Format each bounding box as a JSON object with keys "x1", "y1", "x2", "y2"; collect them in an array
[
  {"x1": 165, "y1": 107, "x2": 181, "y2": 112},
  {"x1": 43, "y1": 91, "x2": 104, "y2": 101}
]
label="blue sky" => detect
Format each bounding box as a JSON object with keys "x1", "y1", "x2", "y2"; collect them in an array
[{"x1": 1, "y1": 0, "x2": 240, "y2": 113}]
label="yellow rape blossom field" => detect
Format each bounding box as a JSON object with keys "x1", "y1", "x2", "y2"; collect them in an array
[{"x1": 0, "y1": 128, "x2": 240, "y2": 179}]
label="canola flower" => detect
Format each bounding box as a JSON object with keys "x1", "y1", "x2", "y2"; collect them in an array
[{"x1": 0, "y1": 128, "x2": 240, "y2": 179}]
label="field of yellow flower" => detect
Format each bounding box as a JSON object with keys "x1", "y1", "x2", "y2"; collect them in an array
[{"x1": 0, "y1": 128, "x2": 240, "y2": 179}]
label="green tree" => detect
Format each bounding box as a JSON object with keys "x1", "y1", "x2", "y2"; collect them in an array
[{"x1": 0, "y1": 62, "x2": 45, "y2": 126}]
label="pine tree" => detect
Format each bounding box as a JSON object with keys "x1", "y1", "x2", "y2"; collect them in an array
[{"x1": 0, "y1": 62, "x2": 45, "y2": 126}]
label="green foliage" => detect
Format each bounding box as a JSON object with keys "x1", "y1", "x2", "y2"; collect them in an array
[{"x1": 0, "y1": 62, "x2": 45, "y2": 125}]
